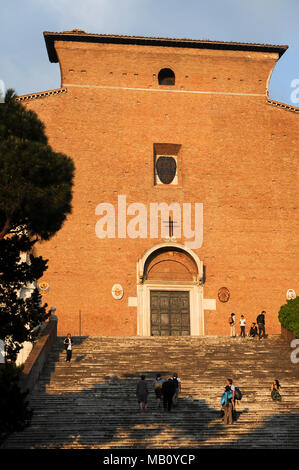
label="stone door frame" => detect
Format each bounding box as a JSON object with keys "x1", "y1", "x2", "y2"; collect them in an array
[{"x1": 136, "y1": 242, "x2": 204, "y2": 336}]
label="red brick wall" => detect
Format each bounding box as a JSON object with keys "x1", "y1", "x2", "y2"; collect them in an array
[{"x1": 22, "y1": 40, "x2": 299, "y2": 337}]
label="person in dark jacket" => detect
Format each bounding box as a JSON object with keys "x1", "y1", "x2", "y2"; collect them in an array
[
  {"x1": 249, "y1": 322, "x2": 258, "y2": 337},
  {"x1": 153, "y1": 373, "x2": 165, "y2": 408},
  {"x1": 136, "y1": 375, "x2": 148, "y2": 411},
  {"x1": 257, "y1": 310, "x2": 266, "y2": 339},
  {"x1": 162, "y1": 377, "x2": 175, "y2": 412}
]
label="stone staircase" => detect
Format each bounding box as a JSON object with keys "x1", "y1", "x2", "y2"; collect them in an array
[{"x1": 2, "y1": 335, "x2": 299, "y2": 448}]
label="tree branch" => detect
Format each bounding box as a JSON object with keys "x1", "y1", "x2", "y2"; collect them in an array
[{"x1": 0, "y1": 217, "x2": 11, "y2": 240}]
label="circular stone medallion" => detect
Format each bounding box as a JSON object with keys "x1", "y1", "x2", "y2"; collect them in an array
[
  {"x1": 112, "y1": 284, "x2": 124, "y2": 300},
  {"x1": 218, "y1": 287, "x2": 230, "y2": 303},
  {"x1": 286, "y1": 289, "x2": 296, "y2": 300}
]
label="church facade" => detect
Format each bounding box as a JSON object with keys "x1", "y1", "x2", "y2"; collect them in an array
[{"x1": 19, "y1": 31, "x2": 299, "y2": 337}]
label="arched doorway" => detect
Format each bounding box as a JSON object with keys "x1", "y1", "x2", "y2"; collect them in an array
[{"x1": 137, "y1": 242, "x2": 204, "y2": 336}]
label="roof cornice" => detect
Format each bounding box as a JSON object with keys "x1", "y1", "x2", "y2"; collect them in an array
[{"x1": 43, "y1": 30, "x2": 288, "y2": 63}]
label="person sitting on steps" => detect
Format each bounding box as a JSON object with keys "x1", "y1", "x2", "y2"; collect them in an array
[
  {"x1": 271, "y1": 379, "x2": 282, "y2": 401},
  {"x1": 249, "y1": 322, "x2": 258, "y2": 337}
]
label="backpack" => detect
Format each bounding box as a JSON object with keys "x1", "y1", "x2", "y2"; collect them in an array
[
  {"x1": 154, "y1": 379, "x2": 162, "y2": 390},
  {"x1": 172, "y1": 377, "x2": 179, "y2": 389},
  {"x1": 234, "y1": 387, "x2": 242, "y2": 401},
  {"x1": 221, "y1": 390, "x2": 232, "y2": 406}
]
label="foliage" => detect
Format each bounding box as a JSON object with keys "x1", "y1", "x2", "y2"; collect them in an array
[
  {"x1": 0, "y1": 88, "x2": 74, "y2": 359},
  {"x1": 0, "y1": 231, "x2": 50, "y2": 361},
  {"x1": 0, "y1": 363, "x2": 32, "y2": 443},
  {"x1": 0, "y1": 87, "x2": 74, "y2": 443},
  {"x1": 278, "y1": 297, "x2": 299, "y2": 338},
  {"x1": 0, "y1": 88, "x2": 75, "y2": 241}
]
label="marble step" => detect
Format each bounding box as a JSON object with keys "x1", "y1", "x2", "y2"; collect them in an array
[{"x1": 2, "y1": 335, "x2": 298, "y2": 449}]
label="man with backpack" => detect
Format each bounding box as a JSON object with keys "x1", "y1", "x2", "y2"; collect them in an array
[
  {"x1": 226, "y1": 378, "x2": 242, "y2": 420},
  {"x1": 221, "y1": 386, "x2": 233, "y2": 425},
  {"x1": 226, "y1": 378, "x2": 235, "y2": 405},
  {"x1": 162, "y1": 377, "x2": 176, "y2": 412},
  {"x1": 152, "y1": 373, "x2": 165, "y2": 408}
]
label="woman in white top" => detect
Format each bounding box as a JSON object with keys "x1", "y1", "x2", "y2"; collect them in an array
[
  {"x1": 240, "y1": 315, "x2": 246, "y2": 337},
  {"x1": 64, "y1": 333, "x2": 73, "y2": 362}
]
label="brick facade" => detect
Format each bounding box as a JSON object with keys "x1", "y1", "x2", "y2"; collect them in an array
[{"x1": 20, "y1": 32, "x2": 299, "y2": 337}]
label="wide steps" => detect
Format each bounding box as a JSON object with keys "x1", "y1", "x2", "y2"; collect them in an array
[{"x1": 2, "y1": 335, "x2": 299, "y2": 449}]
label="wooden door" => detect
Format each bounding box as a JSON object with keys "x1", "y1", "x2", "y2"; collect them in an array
[{"x1": 150, "y1": 290, "x2": 190, "y2": 336}]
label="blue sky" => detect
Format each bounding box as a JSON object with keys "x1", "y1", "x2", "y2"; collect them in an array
[{"x1": 1, "y1": 0, "x2": 299, "y2": 105}]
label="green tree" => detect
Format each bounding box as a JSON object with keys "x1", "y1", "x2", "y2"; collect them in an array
[
  {"x1": 0, "y1": 232, "x2": 49, "y2": 361},
  {"x1": 278, "y1": 297, "x2": 299, "y2": 338},
  {"x1": 0, "y1": 88, "x2": 74, "y2": 439},
  {"x1": 0, "y1": 89, "x2": 75, "y2": 241},
  {"x1": 0, "y1": 89, "x2": 75, "y2": 359}
]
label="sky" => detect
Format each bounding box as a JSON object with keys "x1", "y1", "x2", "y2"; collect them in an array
[{"x1": 0, "y1": 0, "x2": 299, "y2": 105}]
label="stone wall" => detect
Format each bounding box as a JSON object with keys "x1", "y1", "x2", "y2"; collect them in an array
[
  {"x1": 281, "y1": 325, "x2": 297, "y2": 343},
  {"x1": 19, "y1": 317, "x2": 57, "y2": 394}
]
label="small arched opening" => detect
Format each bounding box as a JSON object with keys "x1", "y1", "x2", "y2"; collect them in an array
[{"x1": 158, "y1": 68, "x2": 175, "y2": 85}]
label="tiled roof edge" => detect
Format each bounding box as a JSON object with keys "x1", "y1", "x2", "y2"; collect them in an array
[
  {"x1": 267, "y1": 98, "x2": 299, "y2": 113},
  {"x1": 16, "y1": 87, "x2": 67, "y2": 102}
]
